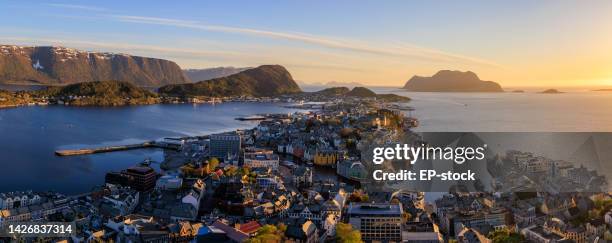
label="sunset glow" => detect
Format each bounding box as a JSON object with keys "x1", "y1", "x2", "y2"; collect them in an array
[{"x1": 1, "y1": 1, "x2": 612, "y2": 87}]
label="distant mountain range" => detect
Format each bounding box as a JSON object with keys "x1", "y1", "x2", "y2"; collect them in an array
[
  {"x1": 183, "y1": 67, "x2": 252, "y2": 82},
  {"x1": 0, "y1": 45, "x2": 189, "y2": 87},
  {"x1": 159, "y1": 65, "x2": 302, "y2": 97},
  {"x1": 403, "y1": 70, "x2": 503, "y2": 92}
]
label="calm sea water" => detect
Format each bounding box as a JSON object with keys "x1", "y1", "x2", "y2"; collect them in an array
[
  {"x1": 0, "y1": 103, "x2": 298, "y2": 194},
  {"x1": 2, "y1": 87, "x2": 612, "y2": 194},
  {"x1": 376, "y1": 87, "x2": 612, "y2": 132}
]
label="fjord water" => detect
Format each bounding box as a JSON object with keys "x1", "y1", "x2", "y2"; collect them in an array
[
  {"x1": 376, "y1": 88, "x2": 612, "y2": 132},
  {"x1": 2, "y1": 89, "x2": 612, "y2": 194},
  {"x1": 0, "y1": 103, "x2": 298, "y2": 194}
]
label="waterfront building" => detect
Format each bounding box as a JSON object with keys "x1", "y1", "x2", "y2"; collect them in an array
[
  {"x1": 0, "y1": 195, "x2": 74, "y2": 226},
  {"x1": 124, "y1": 166, "x2": 157, "y2": 192},
  {"x1": 293, "y1": 166, "x2": 313, "y2": 187},
  {"x1": 161, "y1": 138, "x2": 185, "y2": 150},
  {"x1": 347, "y1": 202, "x2": 403, "y2": 242},
  {"x1": 210, "y1": 132, "x2": 242, "y2": 160},
  {"x1": 243, "y1": 149, "x2": 279, "y2": 171},
  {"x1": 313, "y1": 150, "x2": 338, "y2": 166},
  {"x1": 336, "y1": 160, "x2": 367, "y2": 182},
  {"x1": 105, "y1": 166, "x2": 157, "y2": 192},
  {"x1": 0, "y1": 191, "x2": 42, "y2": 209}
]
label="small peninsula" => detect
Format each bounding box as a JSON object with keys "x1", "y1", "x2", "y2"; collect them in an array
[{"x1": 402, "y1": 70, "x2": 503, "y2": 92}]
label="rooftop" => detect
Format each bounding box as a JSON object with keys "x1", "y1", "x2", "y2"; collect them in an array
[{"x1": 347, "y1": 202, "x2": 402, "y2": 216}]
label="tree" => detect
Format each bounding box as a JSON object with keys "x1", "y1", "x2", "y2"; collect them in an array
[
  {"x1": 225, "y1": 165, "x2": 239, "y2": 176},
  {"x1": 348, "y1": 190, "x2": 369, "y2": 203},
  {"x1": 246, "y1": 224, "x2": 284, "y2": 243},
  {"x1": 206, "y1": 157, "x2": 220, "y2": 174},
  {"x1": 402, "y1": 212, "x2": 412, "y2": 221},
  {"x1": 336, "y1": 223, "x2": 362, "y2": 243},
  {"x1": 488, "y1": 229, "x2": 524, "y2": 243}
]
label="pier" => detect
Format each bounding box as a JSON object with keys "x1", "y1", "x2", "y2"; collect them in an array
[{"x1": 55, "y1": 141, "x2": 159, "y2": 156}]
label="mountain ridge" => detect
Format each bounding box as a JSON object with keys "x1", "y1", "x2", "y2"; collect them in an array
[
  {"x1": 0, "y1": 45, "x2": 189, "y2": 87},
  {"x1": 159, "y1": 65, "x2": 302, "y2": 97}
]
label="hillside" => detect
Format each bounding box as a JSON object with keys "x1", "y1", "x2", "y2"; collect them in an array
[
  {"x1": 403, "y1": 70, "x2": 503, "y2": 92},
  {"x1": 303, "y1": 86, "x2": 410, "y2": 102},
  {"x1": 38, "y1": 80, "x2": 159, "y2": 106},
  {"x1": 313, "y1": 87, "x2": 351, "y2": 96},
  {"x1": 184, "y1": 67, "x2": 251, "y2": 82},
  {"x1": 345, "y1": 87, "x2": 377, "y2": 97},
  {"x1": 0, "y1": 45, "x2": 189, "y2": 87},
  {"x1": 159, "y1": 65, "x2": 302, "y2": 97}
]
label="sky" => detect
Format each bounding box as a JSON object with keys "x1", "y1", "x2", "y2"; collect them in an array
[{"x1": 1, "y1": 1, "x2": 612, "y2": 87}]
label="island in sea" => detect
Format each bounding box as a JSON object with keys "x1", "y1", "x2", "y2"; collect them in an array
[
  {"x1": 290, "y1": 86, "x2": 410, "y2": 103},
  {"x1": 539, "y1": 89, "x2": 564, "y2": 94},
  {"x1": 402, "y1": 70, "x2": 504, "y2": 92}
]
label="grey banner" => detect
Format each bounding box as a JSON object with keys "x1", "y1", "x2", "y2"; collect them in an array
[{"x1": 357, "y1": 132, "x2": 611, "y2": 194}]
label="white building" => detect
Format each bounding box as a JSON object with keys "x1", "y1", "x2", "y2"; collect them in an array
[
  {"x1": 0, "y1": 191, "x2": 42, "y2": 209},
  {"x1": 605, "y1": 210, "x2": 612, "y2": 228},
  {"x1": 244, "y1": 150, "x2": 279, "y2": 170},
  {"x1": 181, "y1": 179, "x2": 205, "y2": 210},
  {"x1": 103, "y1": 189, "x2": 140, "y2": 216}
]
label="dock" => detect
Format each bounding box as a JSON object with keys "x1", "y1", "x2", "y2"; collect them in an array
[{"x1": 55, "y1": 141, "x2": 158, "y2": 156}]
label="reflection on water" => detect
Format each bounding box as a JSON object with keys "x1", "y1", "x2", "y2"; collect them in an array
[{"x1": 0, "y1": 103, "x2": 298, "y2": 194}]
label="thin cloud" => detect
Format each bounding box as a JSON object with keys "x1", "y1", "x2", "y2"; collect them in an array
[
  {"x1": 111, "y1": 15, "x2": 503, "y2": 68},
  {"x1": 0, "y1": 36, "x2": 364, "y2": 72},
  {"x1": 45, "y1": 3, "x2": 107, "y2": 12},
  {"x1": 0, "y1": 36, "x2": 242, "y2": 59}
]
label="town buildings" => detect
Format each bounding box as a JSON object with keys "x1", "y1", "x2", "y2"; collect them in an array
[
  {"x1": 347, "y1": 202, "x2": 404, "y2": 242},
  {"x1": 210, "y1": 132, "x2": 242, "y2": 160},
  {"x1": 243, "y1": 149, "x2": 279, "y2": 171},
  {"x1": 105, "y1": 166, "x2": 157, "y2": 192}
]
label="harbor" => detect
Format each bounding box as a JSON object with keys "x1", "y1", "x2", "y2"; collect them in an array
[{"x1": 54, "y1": 141, "x2": 158, "y2": 156}]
